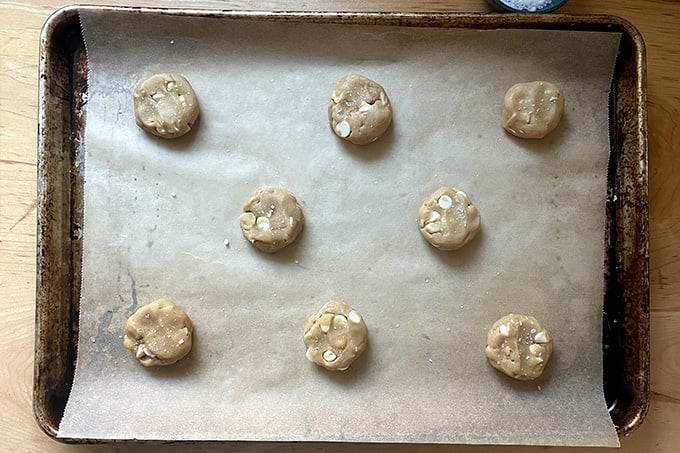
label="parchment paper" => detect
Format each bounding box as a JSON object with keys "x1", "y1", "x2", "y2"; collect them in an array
[{"x1": 58, "y1": 10, "x2": 621, "y2": 446}]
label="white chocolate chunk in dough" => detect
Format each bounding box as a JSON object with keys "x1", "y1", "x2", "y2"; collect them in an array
[
  {"x1": 256, "y1": 216, "x2": 270, "y2": 230},
  {"x1": 239, "y1": 212, "x2": 256, "y2": 229},
  {"x1": 437, "y1": 195, "x2": 453, "y2": 209},
  {"x1": 348, "y1": 310, "x2": 362, "y2": 324},
  {"x1": 335, "y1": 121, "x2": 351, "y2": 138},
  {"x1": 323, "y1": 350, "x2": 338, "y2": 362},
  {"x1": 358, "y1": 101, "x2": 372, "y2": 113},
  {"x1": 534, "y1": 330, "x2": 549, "y2": 344}
]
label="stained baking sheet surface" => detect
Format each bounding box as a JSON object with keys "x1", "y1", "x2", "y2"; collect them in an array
[{"x1": 57, "y1": 10, "x2": 620, "y2": 446}]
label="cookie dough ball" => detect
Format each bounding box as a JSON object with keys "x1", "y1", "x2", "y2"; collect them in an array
[
  {"x1": 133, "y1": 73, "x2": 200, "y2": 139},
  {"x1": 328, "y1": 74, "x2": 392, "y2": 145},
  {"x1": 485, "y1": 313, "x2": 553, "y2": 381},
  {"x1": 502, "y1": 81, "x2": 564, "y2": 139},
  {"x1": 303, "y1": 300, "x2": 368, "y2": 371},
  {"x1": 417, "y1": 187, "x2": 481, "y2": 251},
  {"x1": 239, "y1": 187, "x2": 304, "y2": 253},
  {"x1": 123, "y1": 299, "x2": 193, "y2": 367}
]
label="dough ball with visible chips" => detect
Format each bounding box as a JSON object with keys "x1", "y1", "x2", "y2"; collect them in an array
[
  {"x1": 123, "y1": 298, "x2": 193, "y2": 367},
  {"x1": 303, "y1": 300, "x2": 368, "y2": 371},
  {"x1": 239, "y1": 187, "x2": 304, "y2": 253},
  {"x1": 485, "y1": 313, "x2": 553, "y2": 381},
  {"x1": 328, "y1": 74, "x2": 392, "y2": 145},
  {"x1": 502, "y1": 81, "x2": 564, "y2": 139},
  {"x1": 417, "y1": 186, "x2": 481, "y2": 251},
  {"x1": 134, "y1": 73, "x2": 200, "y2": 139}
]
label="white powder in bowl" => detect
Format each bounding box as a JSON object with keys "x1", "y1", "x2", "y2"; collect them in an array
[{"x1": 500, "y1": 0, "x2": 553, "y2": 11}]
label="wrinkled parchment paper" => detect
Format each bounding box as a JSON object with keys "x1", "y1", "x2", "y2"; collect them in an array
[{"x1": 58, "y1": 10, "x2": 621, "y2": 446}]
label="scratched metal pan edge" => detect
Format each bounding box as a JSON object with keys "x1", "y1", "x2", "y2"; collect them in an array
[{"x1": 35, "y1": 5, "x2": 649, "y2": 443}]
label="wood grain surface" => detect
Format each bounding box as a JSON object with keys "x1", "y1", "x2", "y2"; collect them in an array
[{"x1": 1, "y1": 1, "x2": 678, "y2": 451}]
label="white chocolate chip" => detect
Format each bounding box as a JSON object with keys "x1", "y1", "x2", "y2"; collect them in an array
[
  {"x1": 178, "y1": 94, "x2": 186, "y2": 104},
  {"x1": 529, "y1": 343, "x2": 543, "y2": 355},
  {"x1": 333, "y1": 314, "x2": 348, "y2": 329},
  {"x1": 348, "y1": 310, "x2": 362, "y2": 324},
  {"x1": 319, "y1": 313, "x2": 333, "y2": 334},
  {"x1": 534, "y1": 330, "x2": 549, "y2": 344},
  {"x1": 256, "y1": 216, "x2": 270, "y2": 230},
  {"x1": 152, "y1": 93, "x2": 164, "y2": 100},
  {"x1": 335, "y1": 120, "x2": 351, "y2": 138},
  {"x1": 358, "y1": 101, "x2": 372, "y2": 113},
  {"x1": 428, "y1": 211, "x2": 441, "y2": 222},
  {"x1": 166, "y1": 81, "x2": 176, "y2": 91},
  {"x1": 136, "y1": 344, "x2": 155, "y2": 359},
  {"x1": 499, "y1": 324, "x2": 510, "y2": 337},
  {"x1": 306, "y1": 348, "x2": 315, "y2": 362},
  {"x1": 437, "y1": 195, "x2": 453, "y2": 209},
  {"x1": 239, "y1": 212, "x2": 256, "y2": 229},
  {"x1": 424, "y1": 223, "x2": 440, "y2": 234},
  {"x1": 323, "y1": 350, "x2": 337, "y2": 362}
]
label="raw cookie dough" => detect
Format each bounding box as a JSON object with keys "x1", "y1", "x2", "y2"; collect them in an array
[
  {"x1": 485, "y1": 313, "x2": 553, "y2": 381},
  {"x1": 133, "y1": 73, "x2": 200, "y2": 139},
  {"x1": 123, "y1": 298, "x2": 193, "y2": 367},
  {"x1": 328, "y1": 74, "x2": 392, "y2": 145},
  {"x1": 239, "y1": 187, "x2": 304, "y2": 253},
  {"x1": 502, "y1": 81, "x2": 564, "y2": 139},
  {"x1": 417, "y1": 186, "x2": 481, "y2": 250},
  {"x1": 303, "y1": 300, "x2": 368, "y2": 371}
]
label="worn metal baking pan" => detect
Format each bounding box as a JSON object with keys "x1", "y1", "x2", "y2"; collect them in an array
[{"x1": 35, "y1": 5, "x2": 648, "y2": 442}]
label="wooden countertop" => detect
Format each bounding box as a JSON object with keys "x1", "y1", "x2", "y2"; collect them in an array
[{"x1": 1, "y1": 1, "x2": 678, "y2": 451}]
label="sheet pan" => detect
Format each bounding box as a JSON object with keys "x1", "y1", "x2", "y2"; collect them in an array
[{"x1": 35, "y1": 6, "x2": 649, "y2": 444}]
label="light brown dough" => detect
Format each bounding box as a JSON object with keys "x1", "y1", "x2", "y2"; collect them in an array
[
  {"x1": 239, "y1": 187, "x2": 304, "y2": 253},
  {"x1": 123, "y1": 298, "x2": 193, "y2": 367},
  {"x1": 303, "y1": 300, "x2": 368, "y2": 371},
  {"x1": 485, "y1": 313, "x2": 553, "y2": 381},
  {"x1": 502, "y1": 81, "x2": 564, "y2": 139},
  {"x1": 328, "y1": 74, "x2": 392, "y2": 145},
  {"x1": 133, "y1": 73, "x2": 200, "y2": 139},
  {"x1": 417, "y1": 187, "x2": 481, "y2": 251}
]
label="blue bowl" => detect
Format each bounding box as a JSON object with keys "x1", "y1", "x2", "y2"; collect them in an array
[{"x1": 487, "y1": 0, "x2": 568, "y2": 13}]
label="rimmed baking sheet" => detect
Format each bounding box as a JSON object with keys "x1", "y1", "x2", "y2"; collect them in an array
[{"x1": 38, "y1": 6, "x2": 646, "y2": 442}]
